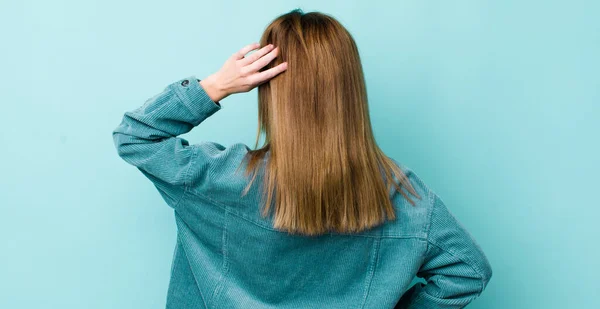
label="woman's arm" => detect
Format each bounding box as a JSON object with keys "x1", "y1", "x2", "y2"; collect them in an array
[
  {"x1": 397, "y1": 194, "x2": 494, "y2": 308},
  {"x1": 112, "y1": 76, "x2": 222, "y2": 208},
  {"x1": 111, "y1": 42, "x2": 287, "y2": 209}
]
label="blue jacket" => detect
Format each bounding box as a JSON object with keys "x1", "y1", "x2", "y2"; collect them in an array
[{"x1": 112, "y1": 76, "x2": 493, "y2": 308}]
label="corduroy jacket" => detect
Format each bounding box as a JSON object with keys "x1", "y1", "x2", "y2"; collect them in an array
[{"x1": 112, "y1": 76, "x2": 493, "y2": 309}]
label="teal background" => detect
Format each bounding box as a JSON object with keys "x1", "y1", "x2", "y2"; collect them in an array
[{"x1": 1, "y1": 0, "x2": 598, "y2": 308}]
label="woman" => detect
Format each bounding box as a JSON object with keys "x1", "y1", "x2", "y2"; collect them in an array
[{"x1": 112, "y1": 9, "x2": 492, "y2": 309}]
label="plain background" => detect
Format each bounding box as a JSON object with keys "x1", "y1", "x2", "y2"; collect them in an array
[{"x1": 1, "y1": 0, "x2": 598, "y2": 308}]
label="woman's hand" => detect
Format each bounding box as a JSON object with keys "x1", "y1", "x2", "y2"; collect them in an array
[{"x1": 199, "y1": 42, "x2": 288, "y2": 103}]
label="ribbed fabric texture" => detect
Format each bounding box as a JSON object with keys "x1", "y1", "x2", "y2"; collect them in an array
[{"x1": 112, "y1": 76, "x2": 493, "y2": 309}]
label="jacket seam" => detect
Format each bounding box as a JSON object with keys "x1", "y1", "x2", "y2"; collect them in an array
[
  {"x1": 421, "y1": 189, "x2": 436, "y2": 262},
  {"x1": 170, "y1": 227, "x2": 209, "y2": 309},
  {"x1": 185, "y1": 144, "x2": 200, "y2": 189},
  {"x1": 172, "y1": 145, "x2": 198, "y2": 209},
  {"x1": 359, "y1": 230, "x2": 382, "y2": 309},
  {"x1": 209, "y1": 205, "x2": 230, "y2": 308},
  {"x1": 424, "y1": 189, "x2": 436, "y2": 242}
]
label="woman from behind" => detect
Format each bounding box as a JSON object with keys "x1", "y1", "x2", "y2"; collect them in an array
[{"x1": 113, "y1": 8, "x2": 493, "y2": 309}]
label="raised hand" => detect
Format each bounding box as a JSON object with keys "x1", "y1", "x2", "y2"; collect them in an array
[{"x1": 200, "y1": 43, "x2": 288, "y2": 103}]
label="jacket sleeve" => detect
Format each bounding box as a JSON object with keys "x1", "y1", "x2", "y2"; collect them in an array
[
  {"x1": 397, "y1": 193, "x2": 493, "y2": 308},
  {"x1": 112, "y1": 76, "x2": 222, "y2": 208}
]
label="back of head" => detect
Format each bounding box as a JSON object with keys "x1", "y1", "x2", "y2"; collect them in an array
[{"x1": 241, "y1": 9, "x2": 422, "y2": 236}]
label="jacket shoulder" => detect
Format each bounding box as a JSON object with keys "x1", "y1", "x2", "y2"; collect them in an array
[{"x1": 384, "y1": 160, "x2": 435, "y2": 239}]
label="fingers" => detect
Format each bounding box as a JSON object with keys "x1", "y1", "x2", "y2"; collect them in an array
[
  {"x1": 238, "y1": 44, "x2": 275, "y2": 66},
  {"x1": 233, "y1": 42, "x2": 261, "y2": 60},
  {"x1": 249, "y1": 62, "x2": 288, "y2": 86},
  {"x1": 245, "y1": 46, "x2": 281, "y2": 73},
  {"x1": 232, "y1": 42, "x2": 288, "y2": 88}
]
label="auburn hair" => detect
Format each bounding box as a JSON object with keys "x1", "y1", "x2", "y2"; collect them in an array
[{"x1": 237, "y1": 9, "x2": 422, "y2": 236}]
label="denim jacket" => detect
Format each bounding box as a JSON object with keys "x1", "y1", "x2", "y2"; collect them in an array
[{"x1": 112, "y1": 76, "x2": 493, "y2": 309}]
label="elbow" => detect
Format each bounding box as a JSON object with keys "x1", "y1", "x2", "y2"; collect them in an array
[
  {"x1": 112, "y1": 131, "x2": 131, "y2": 159},
  {"x1": 112, "y1": 131, "x2": 124, "y2": 156},
  {"x1": 478, "y1": 256, "x2": 493, "y2": 292},
  {"x1": 112, "y1": 118, "x2": 136, "y2": 158}
]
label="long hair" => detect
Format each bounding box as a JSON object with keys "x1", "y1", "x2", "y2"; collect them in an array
[{"x1": 238, "y1": 9, "x2": 422, "y2": 236}]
